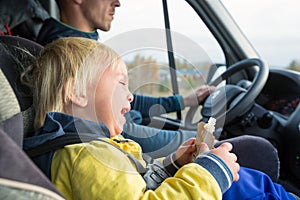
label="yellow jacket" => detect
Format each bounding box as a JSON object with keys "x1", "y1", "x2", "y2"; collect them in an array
[{"x1": 51, "y1": 135, "x2": 223, "y2": 200}]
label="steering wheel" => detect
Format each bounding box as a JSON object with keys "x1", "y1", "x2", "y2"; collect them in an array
[{"x1": 185, "y1": 58, "x2": 269, "y2": 130}]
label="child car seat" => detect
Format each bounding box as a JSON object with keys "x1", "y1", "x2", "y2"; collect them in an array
[{"x1": 0, "y1": 36, "x2": 64, "y2": 199}]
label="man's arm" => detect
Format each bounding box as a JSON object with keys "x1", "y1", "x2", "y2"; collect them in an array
[
  {"x1": 131, "y1": 94, "x2": 184, "y2": 118},
  {"x1": 122, "y1": 121, "x2": 196, "y2": 158},
  {"x1": 131, "y1": 85, "x2": 214, "y2": 118}
]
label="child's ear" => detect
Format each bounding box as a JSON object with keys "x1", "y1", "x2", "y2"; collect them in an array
[{"x1": 68, "y1": 92, "x2": 88, "y2": 107}]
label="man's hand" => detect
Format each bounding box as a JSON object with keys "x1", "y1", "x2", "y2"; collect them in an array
[{"x1": 183, "y1": 85, "x2": 215, "y2": 107}]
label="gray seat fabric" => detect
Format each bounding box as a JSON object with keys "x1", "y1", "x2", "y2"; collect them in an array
[
  {"x1": 0, "y1": 69, "x2": 22, "y2": 145},
  {"x1": 0, "y1": 178, "x2": 64, "y2": 200},
  {"x1": 0, "y1": 123, "x2": 62, "y2": 196},
  {"x1": 0, "y1": 66, "x2": 20, "y2": 121}
]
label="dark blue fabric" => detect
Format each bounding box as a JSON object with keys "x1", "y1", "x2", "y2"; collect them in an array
[
  {"x1": 122, "y1": 123, "x2": 195, "y2": 155},
  {"x1": 131, "y1": 94, "x2": 184, "y2": 118},
  {"x1": 195, "y1": 153, "x2": 233, "y2": 193},
  {"x1": 223, "y1": 167, "x2": 296, "y2": 200},
  {"x1": 37, "y1": 18, "x2": 99, "y2": 46},
  {"x1": 30, "y1": 151, "x2": 54, "y2": 178},
  {"x1": 125, "y1": 110, "x2": 143, "y2": 124},
  {"x1": 24, "y1": 112, "x2": 110, "y2": 150}
]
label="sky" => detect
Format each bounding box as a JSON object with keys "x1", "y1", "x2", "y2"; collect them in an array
[{"x1": 101, "y1": 0, "x2": 300, "y2": 69}]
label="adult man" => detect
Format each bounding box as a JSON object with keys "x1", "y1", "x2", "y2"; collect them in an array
[{"x1": 37, "y1": 0, "x2": 120, "y2": 44}]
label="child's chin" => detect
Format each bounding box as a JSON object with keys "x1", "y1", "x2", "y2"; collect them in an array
[
  {"x1": 116, "y1": 122, "x2": 125, "y2": 133},
  {"x1": 119, "y1": 117, "x2": 126, "y2": 126}
]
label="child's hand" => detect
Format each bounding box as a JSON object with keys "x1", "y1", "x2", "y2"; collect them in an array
[
  {"x1": 175, "y1": 140, "x2": 240, "y2": 182},
  {"x1": 208, "y1": 142, "x2": 240, "y2": 181},
  {"x1": 174, "y1": 138, "x2": 196, "y2": 166}
]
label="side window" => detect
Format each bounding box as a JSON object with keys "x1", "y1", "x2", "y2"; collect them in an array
[
  {"x1": 167, "y1": 0, "x2": 225, "y2": 120},
  {"x1": 101, "y1": 0, "x2": 172, "y2": 97},
  {"x1": 101, "y1": 0, "x2": 225, "y2": 120}
]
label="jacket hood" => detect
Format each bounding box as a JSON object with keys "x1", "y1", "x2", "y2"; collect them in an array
[{"x1": 23, "y1": 112, "x2": 110, "y2": 150}]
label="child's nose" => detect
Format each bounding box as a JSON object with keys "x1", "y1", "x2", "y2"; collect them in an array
[{"x1": 127, "y1": 93, "x2": 134, "y2": 103}]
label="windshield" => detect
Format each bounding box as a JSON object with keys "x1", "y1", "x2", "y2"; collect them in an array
[{"x1": 222, "y1": 0, "x2": 300, "y2": 70}]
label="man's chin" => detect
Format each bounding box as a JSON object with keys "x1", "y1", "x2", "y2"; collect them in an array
[{"x1": 99, "y1": 24, "x2": 111, "y2": 32}]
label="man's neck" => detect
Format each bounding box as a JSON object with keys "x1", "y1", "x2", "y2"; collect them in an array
[{"x1": 60, "y1": 13, "x2": 95, "y2": 32}]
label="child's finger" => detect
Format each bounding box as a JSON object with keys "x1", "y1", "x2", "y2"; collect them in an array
[
  {"x1": 219, "y1": 142, "x2": 233, "y2": 151},
  {"x1": 199, "y1": 142, "x2": 209, "y2": 154},
  {"x1": 183, "y1": 137, "x2": 196, "y2": 145}
]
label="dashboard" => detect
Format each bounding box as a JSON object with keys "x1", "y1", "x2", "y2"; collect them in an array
[
  {"x1": 255, "y1": 69, "x2": 300, "y2": 117},
  {"x1": 259, "y1": 94, "x2": 300, "y2": 117}
]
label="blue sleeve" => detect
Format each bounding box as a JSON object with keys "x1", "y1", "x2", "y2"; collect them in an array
[
  {"x1": 195, "y1": 153, "x2": 233, "y2": 193},
  {"x1": 122, "y1": 122, "x2": 196, "y2": 158},
  {"x1": 223, "y1": 167, "x2": 297, "y2": 200},
  {"x1": 131, "y1": 94, "x2": 184, "y2": 118}
]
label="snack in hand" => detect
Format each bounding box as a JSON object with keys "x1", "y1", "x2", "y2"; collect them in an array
[{"x1": 192, "y1": 117, "x2": 216, "y2": 161}]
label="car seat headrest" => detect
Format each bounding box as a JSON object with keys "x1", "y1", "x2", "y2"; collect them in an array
[
  {"x1": 0, "y1": 35, "x2": 43, "y2": 136},
  {"x1": 0, "y1": 36, "x2": 42, "y2": 110}
]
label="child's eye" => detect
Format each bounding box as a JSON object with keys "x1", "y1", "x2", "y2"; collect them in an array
[{"x1": 119, "y1": 81, "x2": 126, "y2": 86}]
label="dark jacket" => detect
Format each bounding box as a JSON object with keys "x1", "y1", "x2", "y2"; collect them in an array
[{"x1": 37, "y1": 18, "x2": 98, "y2": 46}]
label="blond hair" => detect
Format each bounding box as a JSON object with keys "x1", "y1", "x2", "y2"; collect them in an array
[{"x1": 24, "y1": 37, "x2": 120, "y2": 129}]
